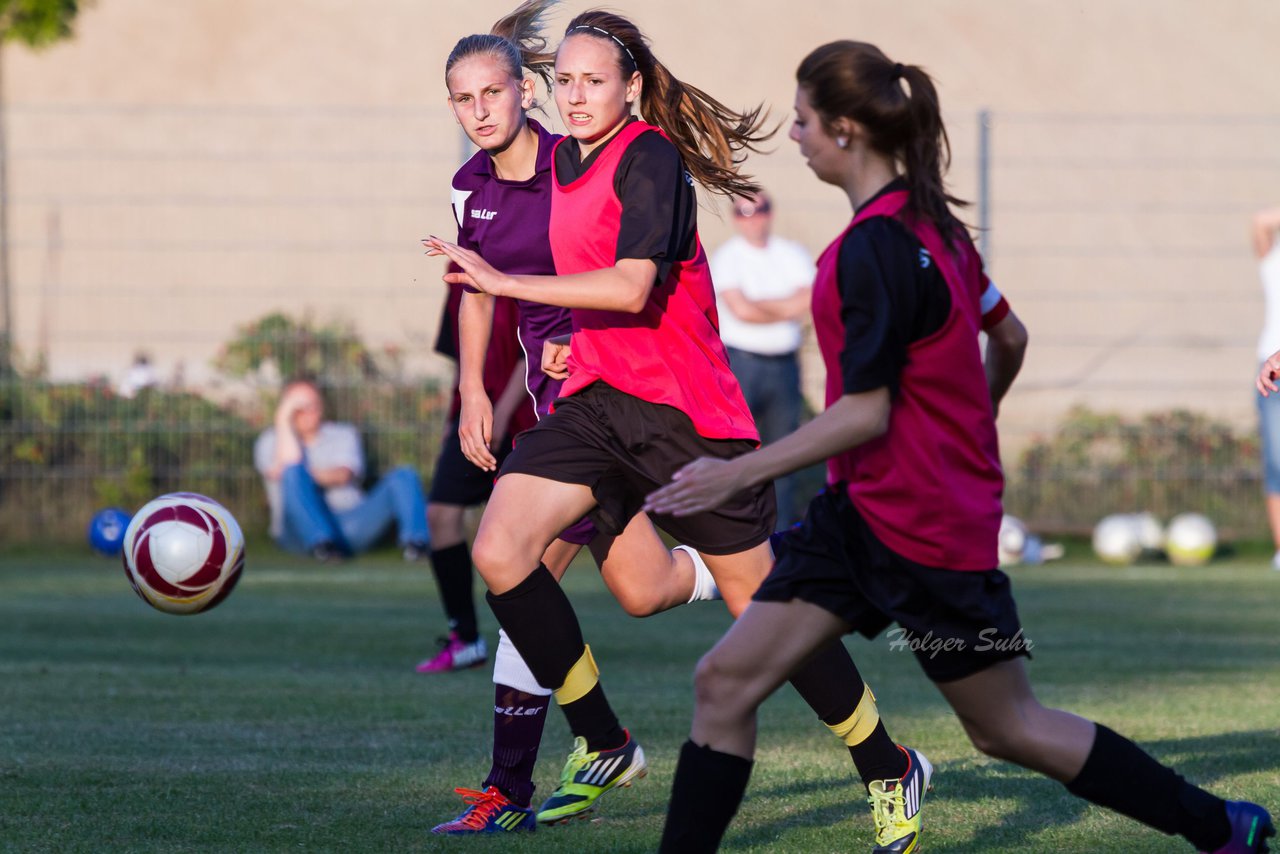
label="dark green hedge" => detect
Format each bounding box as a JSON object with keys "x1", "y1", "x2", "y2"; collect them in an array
[{"x1": 0, "y1": 380, "x2": 446, "y2": 545}]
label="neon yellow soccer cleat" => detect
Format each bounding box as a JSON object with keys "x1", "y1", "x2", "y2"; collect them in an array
[{"x1": 535, "y1": 730, "x2": 647, "y2": 824}]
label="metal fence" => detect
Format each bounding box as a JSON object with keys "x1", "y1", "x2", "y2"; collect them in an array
[{"x1": 2, "y1": 105, "x2": 1278, "y2": 544}]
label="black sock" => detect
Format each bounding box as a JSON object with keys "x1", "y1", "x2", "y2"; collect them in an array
[
  {"x1": 659, "y1": 741, "x2": 753, "y2": 853},
  {"x1": 1065, "y1": 724, "x2": 1230, "y2": 851},
  {"x1": 429, "y1": 543, "x2": 478, "y2": 642},
  {"x1": 788, "y1": 640, "x2": 906, "y2": 785},
  {"x1": 560, "y1": 684, "x2": 625, "y2": 753},
  {"x1": 482, "y1": 684, "x2": 550, "y2": 808},
  {"x1": 486, "y1": 565, "x2": 623, "y2": 751},
  {"x1": 847, "y1": 721, "x2": 904, "y2": 784}
]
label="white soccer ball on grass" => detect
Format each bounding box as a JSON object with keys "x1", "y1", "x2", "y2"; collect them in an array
[{"x1": 1164, "y1": 513, "x2": 1217, "y2": 567}]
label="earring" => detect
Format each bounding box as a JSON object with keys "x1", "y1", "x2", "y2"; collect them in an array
[{"x1": 836, "y1": 137, "x2": 849, "y2": 149}]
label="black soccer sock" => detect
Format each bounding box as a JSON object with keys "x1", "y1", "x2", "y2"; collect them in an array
[
  {"x1": 428, "y1": 542, "x2": 478, "y2": 642},
  {"x1": 486, "y1": 564, "x2": 624, "y2": 752},
  {"x1": 482, "y1": 683, "x2": 550, "y2": 808},
  {"x1": 1065, "y1": 724, "x2": 1230, "y2": 851},
  {"x1": 788, "y1": 639, "x2": 907, "y2": 785},
  {"x1": 659, "y1": 741, "x2": 753, "y2": 853}
]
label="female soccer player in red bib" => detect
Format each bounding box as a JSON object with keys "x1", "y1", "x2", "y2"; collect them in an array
[
  {"x1": 429, "y1": 12, "x2": 928, "y2": 850},
  {"x1": 426, "y1": 1, "x2": 724, "y2": 836},
  {"x1": 647, "y1": 40, "x2": 1275, "y2": 854}
]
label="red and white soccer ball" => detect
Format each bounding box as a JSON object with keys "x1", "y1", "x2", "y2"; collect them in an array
[{"x1": 121, "y1": 493, "x2": 245, "y2": 615}]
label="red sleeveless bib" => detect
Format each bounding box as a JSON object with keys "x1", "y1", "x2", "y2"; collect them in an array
[{"x1": 549, "y1": 121, "x2": 757, "y2": 441}]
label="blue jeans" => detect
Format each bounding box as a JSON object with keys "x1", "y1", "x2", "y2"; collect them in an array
[
  {"x1": 1258, "y1": 385, "x2": 1280, "y2": 495},
  {"x1": 727, "y1": 347, "x2": 803, "y2": 527},
  {"x1": 277, "y1": 464, "x2": 429, "y2": 555}
]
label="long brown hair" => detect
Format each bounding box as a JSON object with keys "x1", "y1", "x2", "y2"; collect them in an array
[
  {"x1": 445, "y1": 0, "x2": 559, "y2": 92},
  {"x1": 562, "y1": 10, "x2": 773, "y2": 199},
  {"x1": 797, "y1": 41, "x2": 968, "y2": 241}
]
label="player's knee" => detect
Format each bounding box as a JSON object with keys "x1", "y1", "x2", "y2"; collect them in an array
[
  {"x1": 470, "y1": 528, "x2": 511, "y2": 575},
  {"x1": 692, "y1": 649, "x2": 749, "y2": 715},
  {"x1": 471, "y1": 527, "x2": 537, "y2": 587}
]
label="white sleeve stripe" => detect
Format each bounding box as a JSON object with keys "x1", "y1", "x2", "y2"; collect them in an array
[
  {"x1": 979, "y1": 280, "x2": 1003, "y2": 315},
  {"x1": 451, "y1": 188, "x2": 472, "y2": 230}
]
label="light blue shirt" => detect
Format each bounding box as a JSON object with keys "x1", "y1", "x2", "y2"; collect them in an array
[{"x1": 254, "y1": 422, "x2": 365, "y2": 539}]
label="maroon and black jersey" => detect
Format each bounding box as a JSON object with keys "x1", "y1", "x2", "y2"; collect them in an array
[{"x1": 813, "y1": 186, "x2": 1004, "y2": 570}]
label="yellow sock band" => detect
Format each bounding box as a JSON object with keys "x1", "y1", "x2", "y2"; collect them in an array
[
  {"x1": 826, "y1": 683, "x2": 880, "y2": 747},
  {"x1": 554, "y1": 644, "x2": 600, "y2": 706}
]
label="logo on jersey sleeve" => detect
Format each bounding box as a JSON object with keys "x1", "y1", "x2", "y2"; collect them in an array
[
  {"x1": 451, "y1": 188, "x2": 473, "y2": 229},
  {"x1": 918, "y1": 248, "x2": 933, "y2": 269},
  {"x1": 471, "y1": 208, "x2": 497, "y2": 221}
]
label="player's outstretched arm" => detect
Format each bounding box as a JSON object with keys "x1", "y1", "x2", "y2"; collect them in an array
[
  {"x1": 428, "y1": 237, "x2": 656, "y2": 313},
  {"x1": 985, "y1": 310, "x2": 1028, "y2": 417}
]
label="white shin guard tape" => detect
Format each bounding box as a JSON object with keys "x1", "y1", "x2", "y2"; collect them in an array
[
  {"x1": 674, "y1": 544, "x2": 721, "y2": 603},
  {"x1": 492, "y1": 628, "x2": 553, "y2": 696}
]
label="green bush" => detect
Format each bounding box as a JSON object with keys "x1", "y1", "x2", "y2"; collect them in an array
[
  {"x1": 0, "y1": 311, "x2": 451, "y2": 546},
  {"x1": 0, "y1": 382, "x2": 258, "y2": 543},
  {"x1": 1005, "y1": 406, "x2": 1263, "y2": 539},
  {"x1": 0, "y1": 379, "x2": 446, "y2": 546}
]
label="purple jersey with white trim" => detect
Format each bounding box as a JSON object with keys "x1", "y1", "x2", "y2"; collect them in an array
[{"x1": 451, "y1": 119, "x2": 570, "y2": 421}]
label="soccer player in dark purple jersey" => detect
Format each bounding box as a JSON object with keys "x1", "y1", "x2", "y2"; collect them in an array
[
  {"x1": 646, "y1": 40, "x2": 1275, "y2": 854},
  {"x1": 428, "y1": 8, "x2": 928, "y2": 850},
  {"x1": 426, "y1": 1, "x2": 722, "y2": 836}
]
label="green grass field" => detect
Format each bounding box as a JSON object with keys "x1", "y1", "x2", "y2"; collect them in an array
[{"x1": 1, "y1": 543, "x2": 1277, "y2": 853}]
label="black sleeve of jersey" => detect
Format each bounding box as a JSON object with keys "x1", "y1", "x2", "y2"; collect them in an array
[
  {"x1": 836, "y1": 217, "x2": 950, "y2": 397},
  {"x1": 614, "y1": 131, "x2": 697, "y2": 282}
]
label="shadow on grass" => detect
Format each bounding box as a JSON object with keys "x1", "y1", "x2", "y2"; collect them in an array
[{"x1": 720, "y1": 728, "x2": 1280, "y2": 852}]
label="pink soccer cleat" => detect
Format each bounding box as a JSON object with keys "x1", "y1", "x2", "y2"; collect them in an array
[{"x1": 416, "y1": 632, "x2": 488, "y2": 674}]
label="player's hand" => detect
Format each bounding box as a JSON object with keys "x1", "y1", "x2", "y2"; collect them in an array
[
  {"x1": 459, "y1": 390, "x2": 499, "y2": 471},
  {"x1": 424, "y1": 237, "x2": 512, "y2": 297},
  {"x1": 643, "y1": 456, "x2": 746, "y2": 517},
  {"x1": 1259, "y1": 352, "x2": 1280, "y2": 397},
  {"x1": 542, "y1": 335, "x2": 572, "y2": 380}
]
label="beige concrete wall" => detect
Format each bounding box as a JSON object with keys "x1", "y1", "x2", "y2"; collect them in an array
[{"x1": 7, "y1": 0, "x2": 1280, "y2": 447}]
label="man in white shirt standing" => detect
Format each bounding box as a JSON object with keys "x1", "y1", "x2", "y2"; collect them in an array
[
  {"x1": 1253, "y1": 207, "x2": 1280, "y2": 570},
  {"x1": 710, "y1": 191, "x2": 815, "y2": 527}
]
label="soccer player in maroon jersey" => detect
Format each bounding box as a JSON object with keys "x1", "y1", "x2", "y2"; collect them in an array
[
  {"x1": 646, "y1": 40, "x2": 1275, "y2": 854},
  {"x1": 428, "y1": 10, "x2": 926, "y2": 850},
  {"x1": 415, "y1": 269, "x2": 533, "y2": 675}
]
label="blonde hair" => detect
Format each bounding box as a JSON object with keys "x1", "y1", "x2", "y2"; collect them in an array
[{"x1": 446, "y1": 0, "x2": 559, "y2": 92}]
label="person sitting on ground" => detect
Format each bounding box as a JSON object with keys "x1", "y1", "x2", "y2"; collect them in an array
[{"x1": 253, "y1": 378, "x2": 431, "y2": 563}]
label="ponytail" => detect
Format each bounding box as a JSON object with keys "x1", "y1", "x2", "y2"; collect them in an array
[
  {"x1": 563, "y1": 11, "x2": 773, "y2": 199},
  {"x1": 898, "y1": 63, "x2": 965, "y2": 241},
  {"x1": 446, "y1": 0, "x2": 559, "y2": 91},
  {"x1": 797, "y1": 41, "x2": 968, "y2": 243}
]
